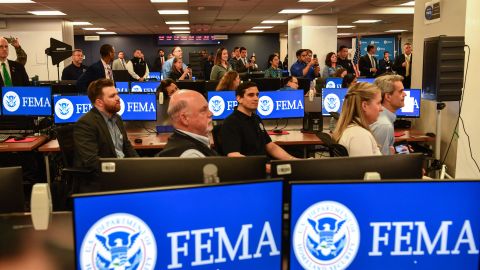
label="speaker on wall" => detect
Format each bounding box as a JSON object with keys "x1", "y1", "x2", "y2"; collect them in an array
[{"x1": 422, "y1": 36, "x2": 465, "y2": 102}]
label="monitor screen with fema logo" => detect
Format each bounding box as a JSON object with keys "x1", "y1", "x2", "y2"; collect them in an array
[
  {"x1": 289, "y1": 181, "x2": 480, "y2": 270},
  {"x1": 208, "y1": 90, "x2": 305, "y2": 120},
  {"x1": 325, "y1": 77, "x2": 343, "y2": 89},
  {"x1": 148, "y1": 72, "x2": 161, "y2": 80},
  {"x1": 1, "y1": 86, "x2": 52, "y2": 116},
  {"x1": 73, "y1": 180, "x2": 283, "y2": 270},
  {"x1": 130, "y1": 81, "x2": 160, "y2": 93},
  {"x1": 53, "y1": 95, "x2": 92, "y2": 124},
  {"x1": 115, "y1": 81, "x2": 130, "y2": 93},
  {"x1": 321, "y1": 88, "x2": 348, "y2": 116},
  {"x1": 356, "y1": 78, "x2": 376, "y2": 84},
  {"x1": 396, "y1": 89, "x2": 421, "y2": 118},
  {"x1": 118, "y1": 94, "x2": 157, "y2": 121}
]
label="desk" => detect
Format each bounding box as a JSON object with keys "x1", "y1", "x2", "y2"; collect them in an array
[{"x1": 0, "y1": 135, "x2": 47, "y2": 152}]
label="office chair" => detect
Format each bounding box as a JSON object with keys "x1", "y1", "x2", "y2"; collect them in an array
[
  {"x1": 212, "y1": 124, "x2": 224, "y2": 156},
  {"x1": 315, "y1": 131, "x2": 349, "y2": 157}
]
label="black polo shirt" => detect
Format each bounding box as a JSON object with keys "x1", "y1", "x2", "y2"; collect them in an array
[
  {"x1": 221, "y1": 108, "x2": 272, "y2": 156},
  {"x1": 337, "y1": 57, "x2": 355, "y2": 74},
  {"x1": 61, "y1": 63, "x2": 87, "y2": 80}
]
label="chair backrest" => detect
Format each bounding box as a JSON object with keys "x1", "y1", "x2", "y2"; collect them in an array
[
  {"x1": 55, "y1": 124, "x2": 76, "y2": 167},
  {"x1": 212, "y1": 124, "x2": 224, "y2": 155},
  {"x1": 316, "y1": 131, "x2": 349, "y2": 157}
]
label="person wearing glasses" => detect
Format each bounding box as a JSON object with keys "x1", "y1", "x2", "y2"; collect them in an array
[
  {"x1": 278, "y1": 76, "x2": 299, "y2": 91},
  {"x1": 290, "y1": 49, "x2": 319, "y2": 81}
]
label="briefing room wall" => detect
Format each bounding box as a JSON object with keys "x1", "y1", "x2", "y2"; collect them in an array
[
  {"x1": 0, "y1": 19, "x2": 66, "y2": 81},
  {"x1": 74, "y1": 33, "x2": 280, "y2": 71}
]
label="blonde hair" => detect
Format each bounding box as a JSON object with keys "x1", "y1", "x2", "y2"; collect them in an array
[
  {"x1": 332, "y1": 82, "x2": 381, "y2": 142},
  {"x1": 216, "y1": 70, "x2": 239, "y2": 91}
]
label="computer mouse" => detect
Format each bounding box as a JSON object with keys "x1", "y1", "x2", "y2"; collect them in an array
[
  {"x1": 134, "y1": 138, "x2": 143, "y2": 144},
  {"x1": 14, "y1": 135, "x2": 25, "y2": 141}
]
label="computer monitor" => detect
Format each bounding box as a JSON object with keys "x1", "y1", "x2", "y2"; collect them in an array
[
  {"x1": 0, "y1": 116, "x2": 35, "y2": 131},
  {"x1": 271, "y1": 153, "x2": 424, "y2": 181},
  {"x1": 0, "y1": 166, "x2": 25, "y2": 213},
  {"x1": 208, "y1": 90, "x2": 305, "y2": 120},
  {"x1": 53, "y1": 95, "x2": 91, "y2": 124},
  {"x1": 324, "y1": 77, "x2": 343, "y2": 89},
  {"x1": 289, "y1": 180, "x2": 480, "y2": 270},
  {"x1": 321, "y1": 88, "x2": 348, "y2": 116},
  {"x1": 118, "y1": 93, "x2": 157, "y2": 121},
  {"x1": 175, "y1": 80, "x2": 206, "y2": 95},
  {"x1": 204, "y1": 80, "x2": 219, "y2": 91},
  {"x1": 95, "y1": 156, "x2": 268, "y2": 191},
  {"x1": 52, "y1": 81, "x2": 79, "y2": 94},
  {"x1": 2, "y1": 86, "x2": 52, "y2": 116},
  {"x1": 148, "y1": 71, "x2": 161, "y2": 80},
  {"x1": 251, "y1": 78, "x2": 283, "y2": 91},
  {"x1": 73, "y1": 180, "x2": 283, "y2": 270},
  {"x1": 115, "y1": 81, "x2": 130, "y2": 93},
  {"x1": 292, "y1": 77, "x2": 311, "y2": 94},
  {"x1": 396, "y1": 89, "x2": 422, "y2": 118},
  {"x1": 130, "y1": 81, "x2": 160, "y2": 93},
  {"x1": 356, "y1": 77, "x2": 376, "y2": 84},
  {"x1": 112, "y1": 70, "x2": 131, "y2": 82}
]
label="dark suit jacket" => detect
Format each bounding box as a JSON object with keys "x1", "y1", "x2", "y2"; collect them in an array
[
  {"x1": 235, "y1": 58, "x2": 249, "y2": 73},
  {"x1": 0, "y1": 60, "x2": 29, "y2": 87},
  {"x1": 76, "y1": 60, "x2": 109, "y2": 93},
  {"x1": 393, "y1": 54, "x2": 412, "y2": 77},
  {"x1": 378, "y1": 59, "x2": 393, "y2": 75},
  {"x1": 74, "y1": 107, "x2": 138, "y2": 173},
  {"x1": 358, "y1": 54, "x2": 378, "y2": 78}
]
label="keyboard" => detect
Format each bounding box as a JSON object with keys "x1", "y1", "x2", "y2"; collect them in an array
[{"x1": 0, "y1": 134, "x2": 10, "y2": 142}]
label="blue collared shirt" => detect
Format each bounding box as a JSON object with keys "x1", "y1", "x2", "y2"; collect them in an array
[
  {"x1": 162, "y1": 58, "x2": 187, "y2": 79},
  {"x1": 290, "y1": 60, "x2": 316, "y2": 81},
  {"x1": 370, "y1": 107, "x2": 396, "y2": 155},
  {"x1": 100, "y1": 111, "x2": 125, "y2": 158}
]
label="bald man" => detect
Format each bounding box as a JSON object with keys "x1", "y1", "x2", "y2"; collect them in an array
[
  {"x1": 157, "y1": 90, "x2": 218, "y2": 157},
  {"x1": 0, "y1": 37, "x2": 29, "y2": 87}
]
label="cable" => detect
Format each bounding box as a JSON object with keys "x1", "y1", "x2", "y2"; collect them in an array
[
  {"x1": 280, "y1": 118, "x2": 289, "y2": 130},
  {"x1": 46, "y1": 55, "x2": 50, "y2": 81},
  {"x1": 459, "y1": 115, "x2": 480, "y2": 172}
]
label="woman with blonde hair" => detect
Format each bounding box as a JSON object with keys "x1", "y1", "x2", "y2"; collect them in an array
[
  {"x1": 332, "y1": 82, "x2": 383, "y2": 156},
  {"x1": 216, "y1": 70, "x2": 240, "y2": 91}
]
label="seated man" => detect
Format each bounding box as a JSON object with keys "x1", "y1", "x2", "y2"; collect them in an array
[
  {"x1": 157, "y1": 90, "x2": 218, "y2": 157},
  {"x1": 74, "y1": 79, "x2": 138, "y2": 189},
  {"x1": 370, "y1": 74, "x2": 406, "y2": 155},
  {"x1": 221, "y1": 81, "x2": 296, "y2": 160}
]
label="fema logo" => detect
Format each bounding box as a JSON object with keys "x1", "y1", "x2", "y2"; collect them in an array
[
  {"x1": 326, "y1": 81, "x2": 336, "y2": 89},
  {"x1": 80, "y1": 213, "x2": 157, "y2": 270},
  {"x1": 208, "y1": 95, "x2": 225, "y2": 117},
  {"x1": 2, "y1": 91, "x2": 20, "y2": 112},
  {"x1": 55, "y1": 98, "x2": 74, "y2": 120},
  {"x1": 257, "y1": 96, "x2": 274, "y2": 116},
  {"x1": 293, "y1": 201, "x2": 360, "y2": 270},
  {"x1": 131, "y1": 85, "x2": 143, "y2": 93},
  {"x1": 118, "y1": 97, "x2": 125, "y2": 116},
  {"x1": 324, "y1": 93, "x2": 341, "y2": 112}
]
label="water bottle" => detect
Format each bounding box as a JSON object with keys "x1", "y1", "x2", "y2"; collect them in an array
[{"x1": 308, "y1": 78, "x2": 316, "y2": 101}]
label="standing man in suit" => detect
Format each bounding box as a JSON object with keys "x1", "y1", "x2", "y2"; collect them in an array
[
  {"x1": 235, "y1": 47, "x2": 253, "y2": 73},
  {"x1": 61, "y1": 49, "x2": 88, "y2": 80},
  {"x1": 359, "y1": 44, "x2": 378, "y2": 78},
  {"x1": 74, "y1": 78, "x2": 138, "y2": 191},
  {"x1": 378, "y1": 51, "x2": 393, "y2": 75},
  {"x1": 394, "y1": 43, "x2": 413, "y2": 88},
  {"x1": 112, "y1": 51, "x2": 128, "y2": 71},
  {"x1": 76, "y1": 44, "x2": 115, "y2": 93},
  {"x1": 0, "y1": 37, "x2": 29, "y2": 87},
  {"x1": 152, "y1": 49, "x2": 165, "y2": 72}
]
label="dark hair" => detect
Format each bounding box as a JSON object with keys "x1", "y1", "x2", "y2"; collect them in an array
[
  {"x1": 87, "y1": 78, "x2": 115, "y2": 104},
  {"x1": 157, "y1": 78, "x2": 176, "y2": 99},
  {"x1": 236, "y1": 81, "x2": 258, "y2": 97},
  {"x1": 341, "y1": 73, "x2": 356, "y2": 88},
  {"x1": 216, "y1": 70, "x2": 239, "y2": 91},
  {"x1": 240, "y1": 47, "x2": 247, "y2": 53},
  {"x1": 296, "y1": 49, "x2": 305, "y2": 57},
  {"x1": 367, "y1": 44, "x2": 375, "y2": 53},
  {"x1": 284, "y1": 76, "x2": 297, "y2": 86},
  {"x1": 72, "y1": 49, "x2": 83, "y2": 55},
  {"x1": 99, "y1": 44, "x2": 113, "y2": 58},
  {"x1": 214, "y1": 47, "x2": 227, "y2": 66},
  {"x1": 171, "y1": 57, "x2": 184, "y2": 73},
  {"x1": 383, "y1": 51, "x2": 390, "y2": 55},
  {"x1": 334, "y1": 68, "x2": 347, "y2": 78},
  {"x1": 171, "y1": 46, "x2": 181, "y2": 54},
  {"x1": 233, "y1": 47, "x2": 239, "y2": 52},
  {"x1": 267, "y1": 54, "x2": 278, "y2": 67},
  {"x1": 325, "y1": 52, "x2": 336, "y2": 67},
  {"x1": 338, "y1": 45, "x2": 348, "y2": 52},
  {"x1": 158, "y1": 49, "x2": 164, "y2": 53}
]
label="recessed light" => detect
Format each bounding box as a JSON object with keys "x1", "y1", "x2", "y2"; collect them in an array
[
  {"x1": 279, "y1": 9, "x2": 312, "y2": 14},
  {"x1": 151, "y1": 0, "x2": 187, "y2": 2},
  {"x1": 298, "y1": 0, "x2": 334, "y2": 2},
  {"x1": 252, "y1": 26, "x2": 273, "y2": 29},
  {"x1": 158, "y1": 10, "x2": 189, "y2": 15},
  {"x1": 337, "y1": 25, "x2": 355, "y2": 29},
  {"x1": 337, "y1": 33, "x2": 353, "y2": 36},
  {"x1": 400, "y1": 1, "x2": 415, "y2": 6},
  {"x1": 169, "y1": 27, "x2": 190, "y2": 30},
  {"x1": 165, "y1": 21, "x2": 189, "y2": 25},
  {"x1": 72, "y1": 22, "x2": 92, "y2": 26},
  {"x1": 353, "y1": 19, "x2": 381, "y2": 23},
  {"x1": 28, "y1": 10, "x2": 65, "y2": 16},
  {"x1": 0, "y1": 0, "x2": 35, "y2": 3},
  {"x1": 83, "y1": 27, "x2": 106, "y2": 31},
  {"x1": 172, "y1": 31, "x2": 190, "y2": 34},
  {"x1": 246, "y1": 30, "x2": 264, "y2": 33},
  {"x1": 261, "y1": 20, "x2": 286, "y2": 24},
  {"x1": 385, "y1": 29, "x2": 408, "y2": 32},
  {"x1": 96, "y1": 32, "x2": 116, "y2": 35}
]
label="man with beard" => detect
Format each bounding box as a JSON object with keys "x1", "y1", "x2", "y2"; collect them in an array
[
  {"x1": 126, "y1": 49, "x2": 149, "y2": 81},
  {"x1": 74, "y1": 79, "x2": 138, "y2": 175}
]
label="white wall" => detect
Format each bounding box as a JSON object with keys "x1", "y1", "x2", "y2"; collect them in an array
[
  {"x1": 280, "y1": 36, "x2": 287, "y2": 63},
  {"x1": 412, "y1": 0, "x2": 467, "y2": 176},
  {"x1": 455, "y1": 0, "x2": 480, "y2": 178},
  {"x1": 0, "y1": 19, "x2": 73, "y2": 81}
]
